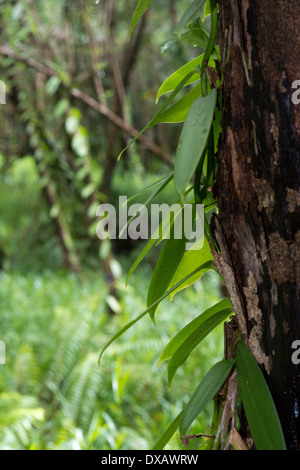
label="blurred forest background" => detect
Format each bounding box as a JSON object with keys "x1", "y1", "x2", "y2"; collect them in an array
[{"x1": 0, "y1": 0, "x2": 224, "y2": 450}]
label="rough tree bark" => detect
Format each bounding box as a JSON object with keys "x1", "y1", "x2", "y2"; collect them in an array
[{"x1": 212, "y1": 0, "x2": 300, "y2": 449}]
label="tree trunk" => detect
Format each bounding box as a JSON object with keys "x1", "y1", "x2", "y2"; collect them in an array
[
  {"x1": 212, "y1": 0, "x2": 300, "y2": 450},
  {"x1": 100, "y1": 9, "x2": 149, "y2": 196}
]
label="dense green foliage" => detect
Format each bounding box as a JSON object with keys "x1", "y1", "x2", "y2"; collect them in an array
[
  {"x1": 0, "y1": 161, "x2": 224, "y2": 448},
  {"x1": 0, "y1": 268, "x2": 224, "y2": 450},
  {"x1": 0, "y1": 23, "x2": 225, "y2": 448}
]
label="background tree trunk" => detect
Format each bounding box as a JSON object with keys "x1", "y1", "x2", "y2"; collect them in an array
[
  {"x1": 100, "y1": 4, "x2": 149, "y2": 197},
  {"x1": 212, "y1": 0, "x2": 300, "y2": 449}
]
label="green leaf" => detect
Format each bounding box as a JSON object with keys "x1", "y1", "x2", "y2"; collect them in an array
[
  {"x1": 152, "y1": 83, "x2": 202, "y2": 124},
  {"x1": 147, "y1": 235, "x2": 187, "y2": 324},
  {"x1": 45, "y1": 76, "x2": 61, "y2": 96},
  {"x1": 204, "y1": 0, "x2": 212, "y2": 18},
  {"x1": 160, "y1": 38, "x2": 177, "y2": 56},
  {"x1": 98, "y1": 265, "x2": 208, "y2": 364},
  {"x1": 179, "y1": 359, "x2": 235, "y2": 436},
  {"x1": 81, "y1": 183, "x2": 95, "y2": 199},
  {"x1": 54, "y1": 99, "x2": 69, "y2": 118},
  {"x1": 156, "y1": 55, "x2": 204, "y2": 102},
  {"x1": 147, "y1": 203, "x2": 206, "y2": 322},
  {"x1": 72, "y1": 132, "x2": 89, "y2": 157},
  {"x1": 236, "y1": 341, "x2": 287, "y2": 450},
  {"x1": 49, "y1": 203, "x2": 60, "y2": 219},
  {"x1": 169, "y1": 236, "x2": 213, "y2": 299},
  {"x1": 159, "y1": 298, "x2": 233, "y2": 365},
  {"x1": 118, "y1": 71, "x2": 199, "y2": 160},
  {"x1": 174, "y1": 0, "x2": 207, "y2": 36},
  {"x1": 156, "y1": 52, "x2": 218, "y2": 102},
  {"x1": 129, "y1": 0, "x2": 152, "y2": 39},
  {"x1": 152, "y1": 410, "x2": 183, "y2": 450},
  {"x1": 126, "y1": 173, "x2": 173, "y2": 205},
  {"x1": 65, "y1": 115, "x2": 79, "y2": 135},
  {"x1": 167, "y1": 301, "x2": 232, "y2": 385},
  {"x1": 120, "y1": 173, "x2": 174, "y2": 240},
  {"x1": 126, "y1": 237, "x2": 157, "y2": 286},
  {"x1": 174, "y1": 88, "x2": 217, "y2": 198},
  {"x1": 126, "y1": 187, "x2": 192, "y2": 285},
  {"x1": 180, "y1": 28, "x2": 209, "y2": 49}
]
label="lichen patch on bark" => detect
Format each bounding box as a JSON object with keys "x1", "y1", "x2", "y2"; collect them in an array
[
  {"x1": 269, "y1": 232, "x2": 295, "y2": 284},
  {"x1": 243, "y1": 271, "x2": 272, "y2": 374},
  {"x1": 253, "y1": 177, "x2": 275, "y2": 216},
  {"x1": 213, "y1": 251, "x2": 248, "y2": 339},
  {"x1": 243, "y1": 271, "x2": 260, "y2": 322},
  {"x1": 286, "y1": 188, "x2": 300, "y2": 213}
]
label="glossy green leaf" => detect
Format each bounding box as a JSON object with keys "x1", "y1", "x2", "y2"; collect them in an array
[
  {"x1": 125, "y1": 199, "x2": 182, "y2": 285},
  {"x1": 236, "y1": 341, "x2": 287, "y2": 450},
  {"x1": 126, "y1": 237, "x2": 157, "y2": 286},
  {"x1": 174, "y1": 0, "x2": 207, "y2": 36},
  {"x1": 174, "y1": 88, "x2": 217, "y2": 198},
  {"x1": 160, "y1": 38, "x2": 178, "y2": 56},
  {"x1": 179, "y1": 359, "x2": 235, "y2": 436},
  {"x1": 152, "y1": 410, "x2": 183, "y2": 450},
  {"x1": 118, "y1": 70, "x2": 199, "y2": 160},
  {"x1": 159, "y1": 298, "x2": 232, "y2": 365},
  {"x1": 167, "y1": 302, "x2": 232, "y2": 385},
  {"x1": 147, "y1": 235, "x2": 187, "y2": 323},
  {"x1": 119, "y1": 173, "x2": 174, "y2": 239},
  {"x1": 153, "y1": 83, "x2": 202, "y2": 124},
  {"x1": 125, "y1": 187, "x2": 196, "y2": 285},
  {"x1": 129, "y1": 0, "x2": 152, "y2": 39},
  {"x1": 126, "y1": 173, "x2": 173, "y2": 205},
  {"x1": 156, "y1": 56, "x2": 203, "y2": 102},
  {"x1": 180, "y1": 28, "x2": 209, "y2": 49},
  {"x1": 204, "y1": 0, "x2": 212, "y2": 18},
  {"x1": 169, "y1": 236, "x2": 213, "y2": 299},
  {"x1": 156, "y1": 51, "x2": 218, "y2": 102}
]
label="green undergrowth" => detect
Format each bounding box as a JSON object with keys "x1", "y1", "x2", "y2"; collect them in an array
[{"x1": 0, "y1": 264, "x2": 224, "y2": 450}]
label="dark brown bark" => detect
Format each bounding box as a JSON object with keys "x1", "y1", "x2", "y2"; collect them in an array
[{"x1": 212, "y1": 0, "x2": 300, "y2": 449}]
